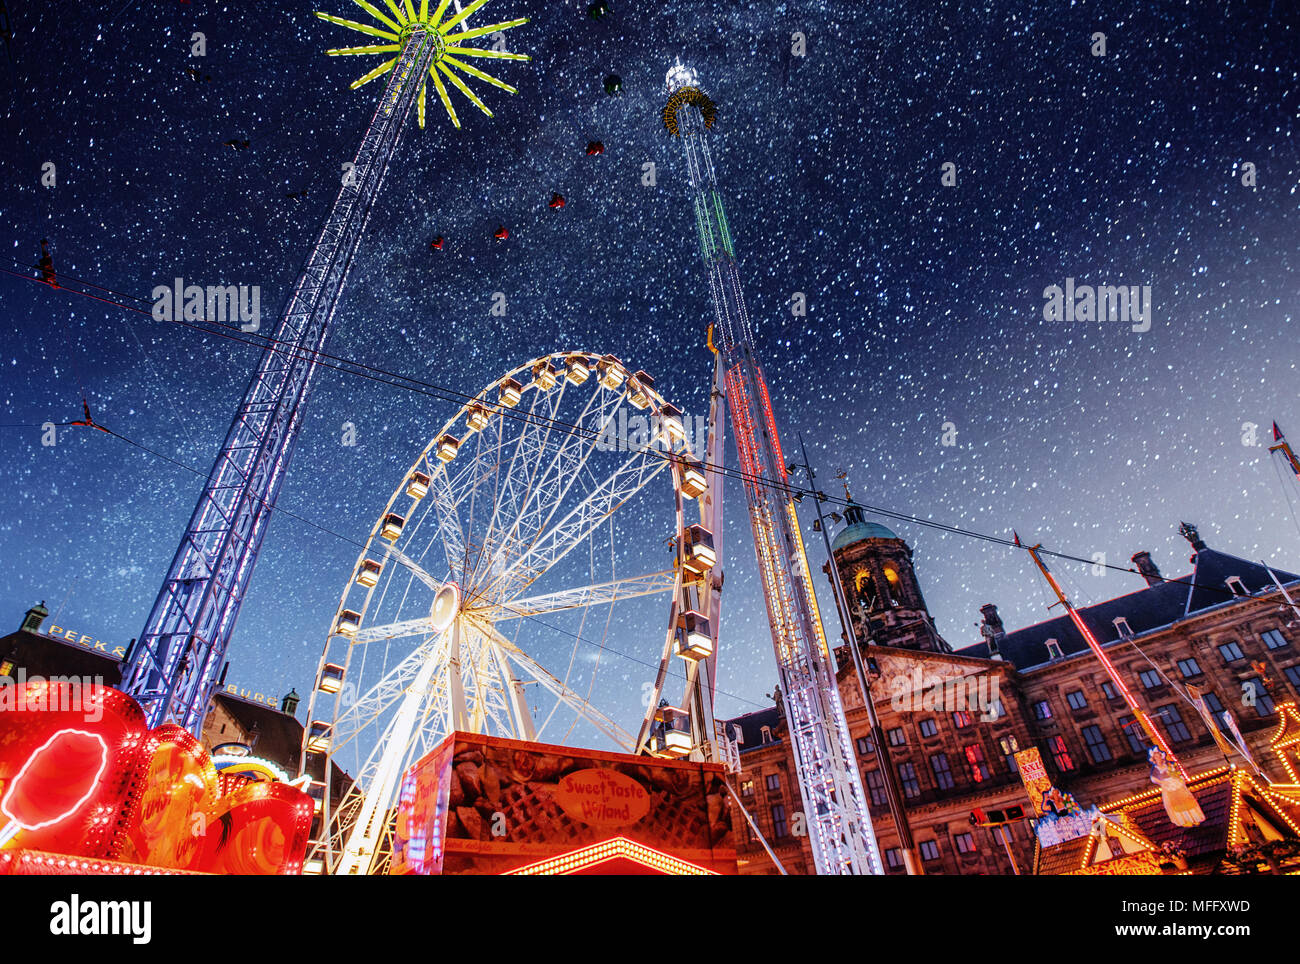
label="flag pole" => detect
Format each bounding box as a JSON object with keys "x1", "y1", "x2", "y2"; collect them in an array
[{"x1": 1016, "y1": 533, "x2": 1190, "y2": 781}]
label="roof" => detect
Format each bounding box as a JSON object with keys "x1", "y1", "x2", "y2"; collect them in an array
[
  {"x1": 211, "y1": 692, "x2": 303, "y2": 772},
  {"x1": 0, "y1": 629, "x2": 123, "y2": 685},
  {"x1": 830, "y1": 501, "x2": 899, "y2": 552},
  {"x1": 957, "y1": 548, "x2": 1300, "y2": 670},
  {"x1": 721, "y1": 705, "x2": 782, "y2": 751}
]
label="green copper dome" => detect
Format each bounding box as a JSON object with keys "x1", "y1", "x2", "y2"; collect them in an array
[{"x1": 831, "y1": 502, "x2": 899, "y2": 552}]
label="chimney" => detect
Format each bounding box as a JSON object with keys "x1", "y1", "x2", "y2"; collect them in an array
[
  {"x1": 1131, "y1": 551, "x2": 1162, "y2": 588},
  {"x1": 979, "y1": 603, "x2": 1005, "y2": 660}
]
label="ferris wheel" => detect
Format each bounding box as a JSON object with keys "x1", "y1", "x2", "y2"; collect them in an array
[{"x1": 298, "y1": 351, "x2": 725, "y2": 875}]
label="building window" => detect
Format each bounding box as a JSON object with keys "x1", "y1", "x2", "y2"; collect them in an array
[
  {"x1": 1048, "y1": 736, "x2": 1075, "y2": 772},
  {"x1": 771, "y1": 804, "x2": 788, "y2": 838},
  {"x1": 1158, "y1": 705, "x2": 1193, "y2": 743},
  {"x1": 897, "y1": 762, "x2": 921, "y2": 799},
  {"x1": 1118, "y1": 715, "x2": 1150, "y2": 755},
  {"x1": 1263, "y1": 630, "x2": 1288, "y2": 651},
  {"x1": 1218, "y1": 641, "x2": 1245, "y2": 663},
  {"x1": 930, "y1": 753, "x2": 956, "y2": 790},
  {"x1": 1114, "y1": 617, "x2": 1133, "y2": 638},
  {"x1": 1241, "y1": 678, "x2": 1276, "y2": 717},
  {"x1": 1100, "y1": 680, "x2": 1118, "y2": 701},
  {"x1": 760, "y1": 725, "x2": 774, "y2": 743},
  {"x1": 864, "y1": 768, "x2": 888, "y2": 807},
  {"x1": 1285, "y1": 665, "x2": 1300, "y2": 691},
  {"x1": 0, "y1": 659, "x2": 13, "y2": 678},
  {"x1": 952, "y1": 710, "x2": 973, "y2": 729},
  {"x1": 1139, "y1": 669, "x2": 1163, "y2": 689},
  {"x1": 919, "y1": 839, "x2": 941, "y2": 862},
  {"x1": 1201, "y1": 690, "x2": 1225, "y2": 716},
  {"x1": 1081, "y1": 724, "x2": 1112, "y2": 763},
  {"x1": 887, "y1": 727, "x2": 906, "y2": 747},
  {"x1": 884, "y1": 847, "x2": 904, "y2": 870},
  {"x1": 918, "y1": 718, "x2": 938, "y2": 738},
  {"x1": 1177, "y1": 657, "x2": 1202, "y2": 678},
  {"x1": 1226, "y1": 576, "x2": 1248, "y2": 597},
  {"x1": 999, "y1": 735, "x2": 1020, "y2": 773},
  {"x1": 740, "y1": 779, "x2": 754, "y2": 797},
  {"x1": 855, "y1": 736, "x2": 875, "y2": 757},
  {"x1": 1065, "y1": 690, "x2": 1088, "y2": 710},
  {"x1": 1032, "y1": 700, "x2": 1053, "y2": 721},
  {"x1": 954, "y1": 831, "x2": 976, "y2": 854},
  {"x1": 965, "y1": 743, "x2": 991, "y2": 783},
  {"x1": 1045, "y1": 638, "x2": 1063, "y2": 660},
  {"x1": 765, "y1": 773, "x2": 781, "y2": 793},
  {"x1": 985, "y1": 698, "x2": 1006, "y2": 719}
]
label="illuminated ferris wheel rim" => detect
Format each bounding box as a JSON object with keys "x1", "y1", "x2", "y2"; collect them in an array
[{"x1": 299, "y1": 350, "x2": 717, "y2": 874}]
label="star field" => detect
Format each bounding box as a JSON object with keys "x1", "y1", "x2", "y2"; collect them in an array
[{"x1": 0, "y1": 0, "x2": 1296, "y2": 732}]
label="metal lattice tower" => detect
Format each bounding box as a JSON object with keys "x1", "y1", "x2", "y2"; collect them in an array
[
  {"x1": 661, "y1": 62, "x2": 882, "y2": 875},
  {"x1": 124, "y1": 3, "x2": 529, "y2": 731}
]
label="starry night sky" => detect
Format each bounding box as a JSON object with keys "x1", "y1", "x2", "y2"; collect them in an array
[{"x1": 0, "y1": 0, "x2": 1296, "y2": 734}]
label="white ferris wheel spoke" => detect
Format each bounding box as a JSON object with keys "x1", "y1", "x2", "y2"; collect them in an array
[
  {"x1": 481, "y1": 382, "x2": 630, "y2": 588},
  {"x1": 487, "y1": 626, "x2": 635, "y2": 751},
  {"x1": 376, "y1": 542, "x2": 445, "y2": 592},
  {"x1": 425, "y1": 464, "x2": 469, "y2": 579},
  {"x1": 466, "y1": 375, "x2": 571, "y2": 590},
  {"x1": 481, "y1": 569, "x2": 677, "y2": 621},
  {"x1": 484, "y1": 441, "x2": 673, "y2": 604}
]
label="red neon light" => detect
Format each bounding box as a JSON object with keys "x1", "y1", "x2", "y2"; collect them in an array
[{"x1": 1, "y1": 729, "x2": 109, "y2": 843}]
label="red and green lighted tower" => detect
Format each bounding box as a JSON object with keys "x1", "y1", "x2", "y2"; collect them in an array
[{"x1": 661, "y1": 62, "x2": 882, "y2": 875}]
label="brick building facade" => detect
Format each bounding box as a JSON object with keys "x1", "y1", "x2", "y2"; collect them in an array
[{"x1": 725, "y1": 515, "x2": 1300, "y2": 874}]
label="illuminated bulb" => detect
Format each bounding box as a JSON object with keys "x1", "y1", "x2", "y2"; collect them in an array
[
  {"x1": 675, "y1": 455, "x2": 708, "y2": 499},
  {"x1": 466, "y1": 404, "x2": 491, "y2": 433},
  {"x1": 657, "y1": 403, "x2": 685, "y2": 445},
  {"x1": 597, "y1": 354, "x2": 625, "y2": 390},
  {"x1": 566, "y1": 354, "x2": 591, "y2": 385},
  {"x1": 627, "y1": 371, "x2": 655, "y2": 410},
  {"x1": 381, "y1": 513, "x2": 405, "y2": 541},
  {"x1": 499, "y1": 377, "x2": 523, "y2": 407},
  {"x1": 318, "y1": 663, "x2": 345, "y2": 694},
  {"x1": 407, "y1": 471, "x2": 431, "y2": 499},
  {"x1": 532, "y1": 361, "x2": 557, "y2": 391},
  {"x1": 356, "y1": 559, "x2": 383, "y2": 588},
  {"x1": 335, "y1": 610, "x2": 361, "y2": 637},
  {"x1": 436, "y1": 435, "x2": 460, "y2": 463}
]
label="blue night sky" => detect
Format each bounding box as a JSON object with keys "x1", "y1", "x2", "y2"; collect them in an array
[{"x1": 0, "y1": 0, "x2": 1296, "y2": 738}]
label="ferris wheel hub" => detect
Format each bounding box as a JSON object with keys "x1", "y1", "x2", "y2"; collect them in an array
[{"x1": 431, "y1": 582, "x2": 461, "y2": 634}]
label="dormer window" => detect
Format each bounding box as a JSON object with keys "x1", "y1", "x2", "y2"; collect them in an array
[
  {"x1": 1045, "y1": 638, "x2": 1063, "y2": 660},
  {"x1": 1226, "y1": 576, "x2": 1248, "y2": 597},
  {"x1": 760, "y1": 725, "x2": 774, "y2": 744},
  {"x1": 1113, "y1": 617, "x2": 1133, "y2": 639}
]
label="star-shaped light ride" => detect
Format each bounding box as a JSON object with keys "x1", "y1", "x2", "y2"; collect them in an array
[{"x1": 318, "y1": 0, "x2": 530, "y2": 129}]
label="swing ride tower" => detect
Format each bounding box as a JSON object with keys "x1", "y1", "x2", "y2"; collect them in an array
[
  {"x1": 660, "y1": 62, "x2": 883, "y2": 875},
  {"x1": 122, "y1": 1, "x2": 529, "y2": 731}
]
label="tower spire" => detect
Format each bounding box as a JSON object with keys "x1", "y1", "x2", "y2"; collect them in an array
[{"x1": 662, "y1": 64, "x2": 881, "y2": 875}]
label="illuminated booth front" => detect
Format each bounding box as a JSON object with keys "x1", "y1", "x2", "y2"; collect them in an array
[
  {"x1": 0, "y1": 680, "x2": 312, "y2": 875},
  {"x1": 390, "y1": 732, "x2": 737, "y2": 875}
]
